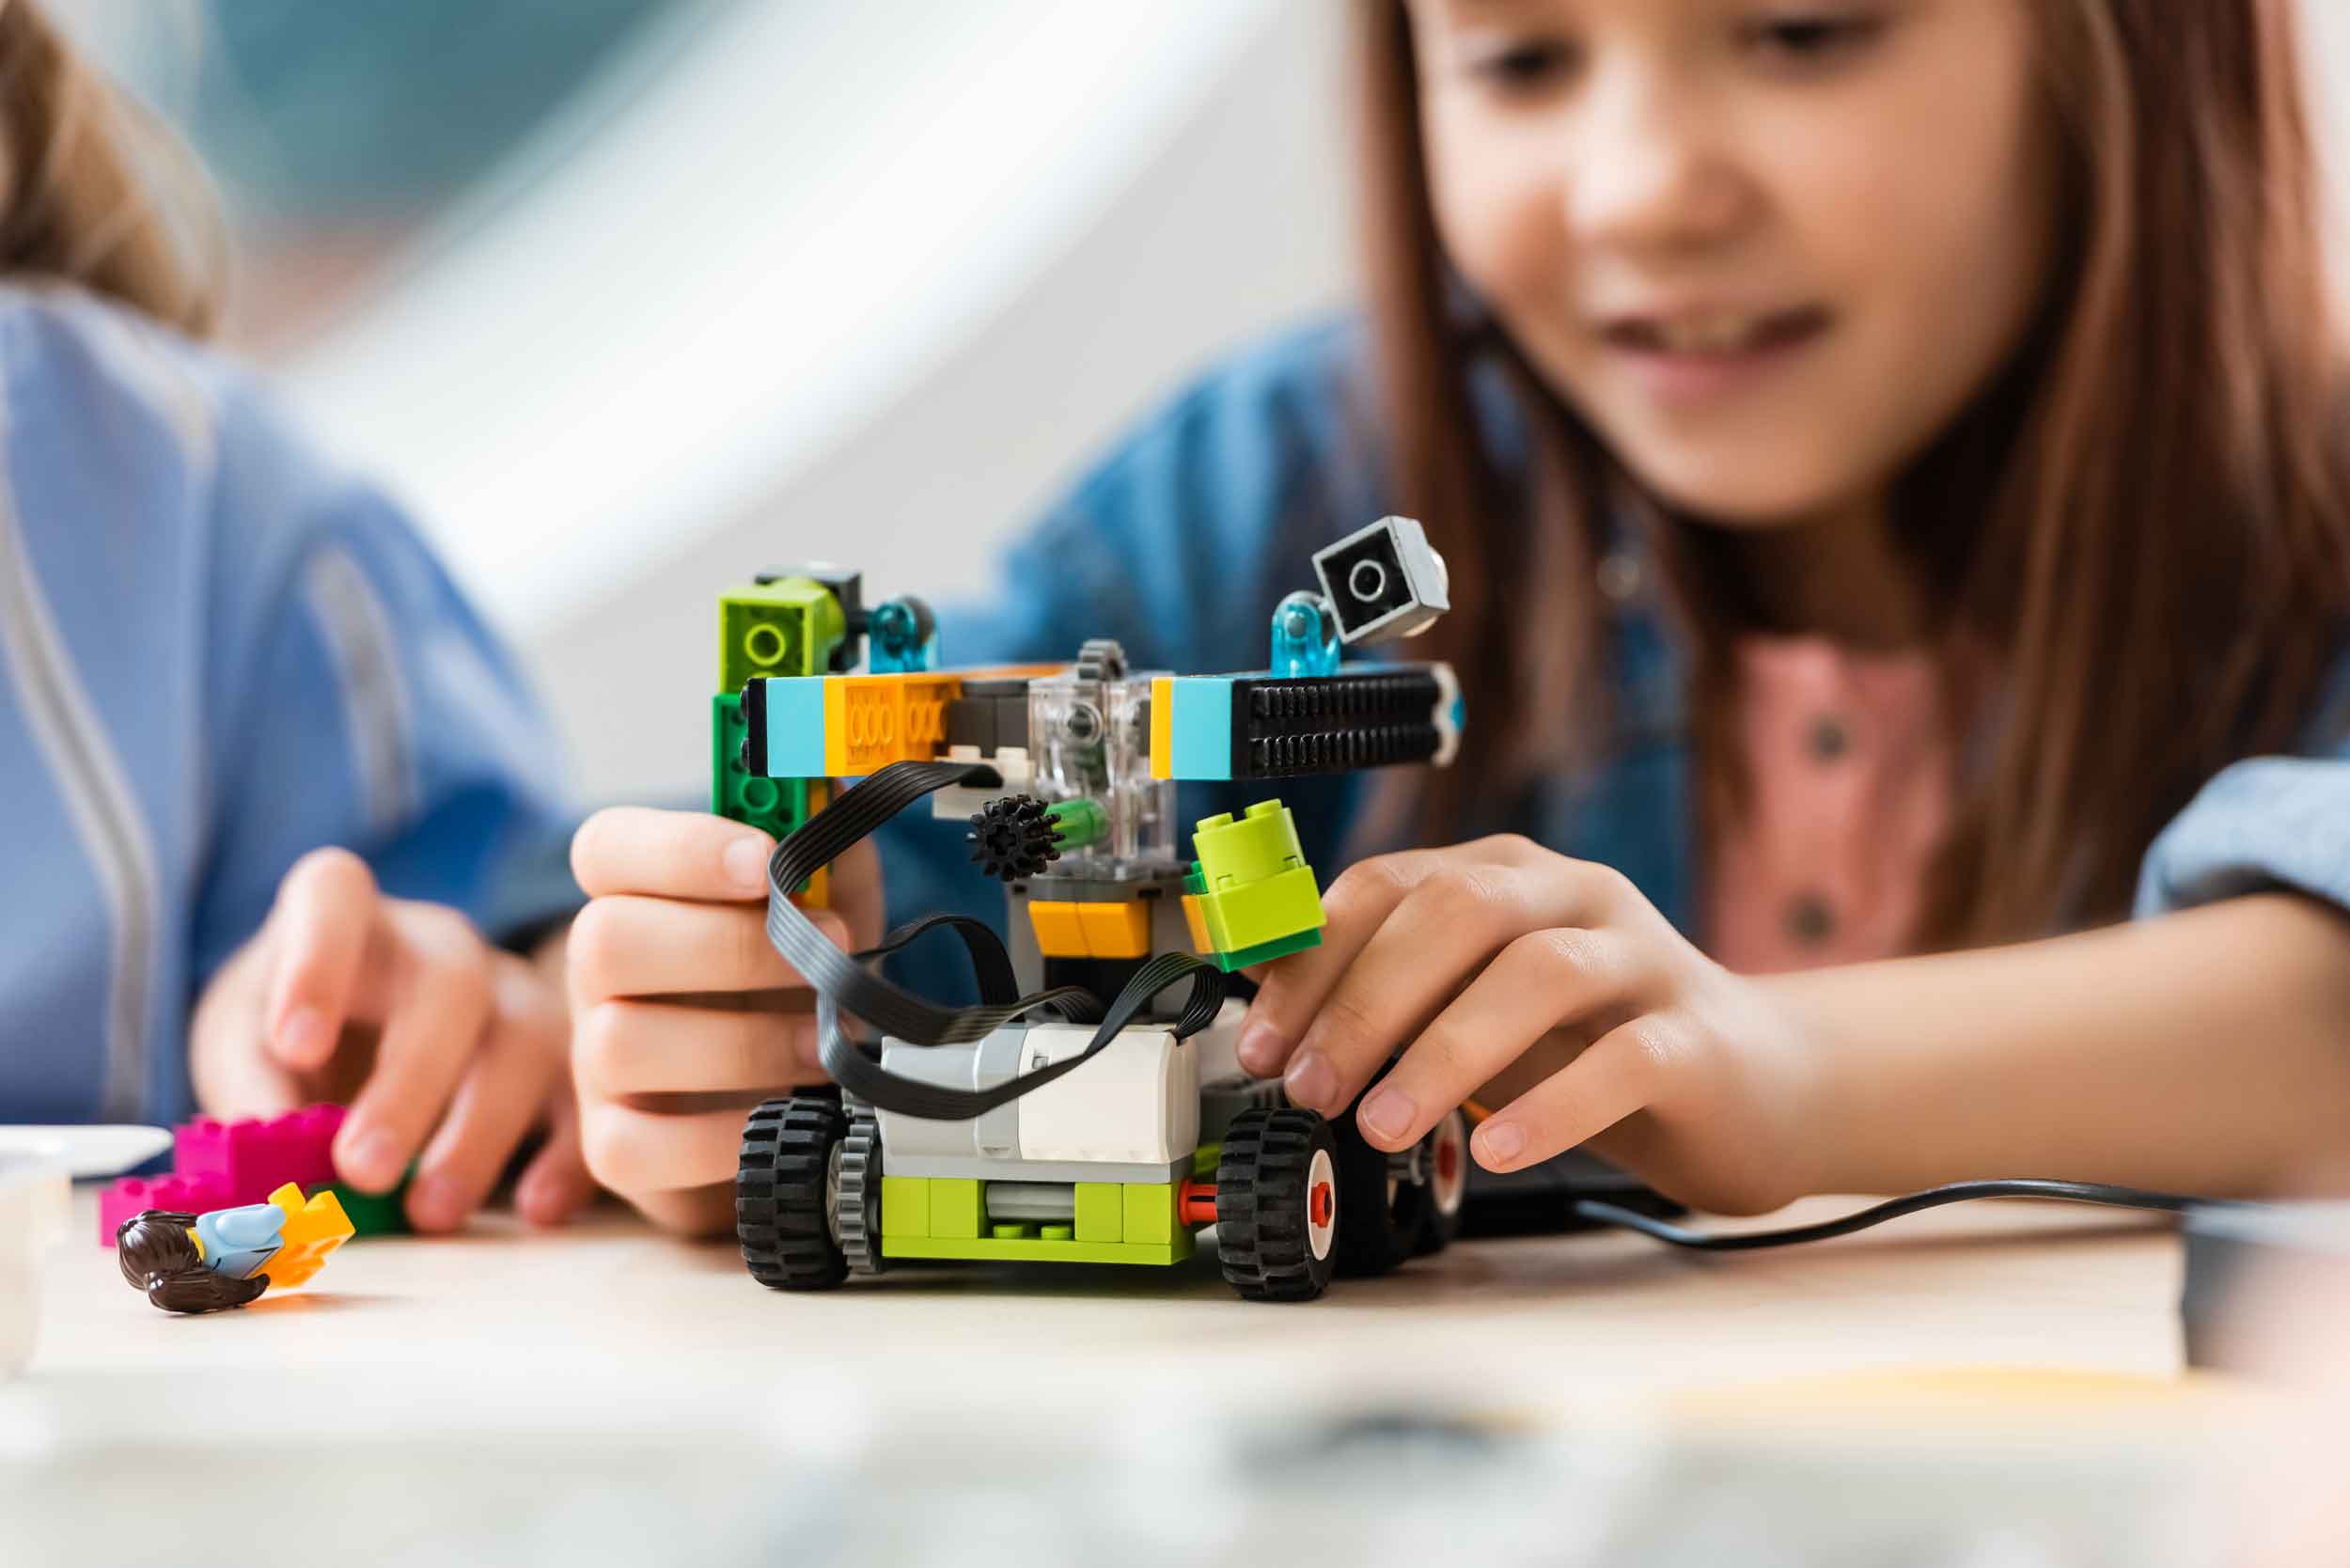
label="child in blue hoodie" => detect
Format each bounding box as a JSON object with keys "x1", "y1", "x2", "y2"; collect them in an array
[{"x1": 0, "y1": 4, "x2": 589, "y2": 1233}]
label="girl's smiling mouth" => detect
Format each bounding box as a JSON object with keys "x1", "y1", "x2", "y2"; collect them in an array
[{"x1": 1598, "y1": 303, "x2": 1834, "y2": 408}]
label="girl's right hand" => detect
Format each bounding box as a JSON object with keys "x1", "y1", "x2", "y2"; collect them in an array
[{"x1": 568, "y1": 808, "x2": 884, "y2": 1235}]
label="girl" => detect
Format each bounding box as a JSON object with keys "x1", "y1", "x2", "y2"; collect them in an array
[
  {"x1": 0, "y1": 4, "x2": 594, "y2": 1231},
  {"x1": 571, "y1": 0, "x2": 2350, "y2": 1235}
]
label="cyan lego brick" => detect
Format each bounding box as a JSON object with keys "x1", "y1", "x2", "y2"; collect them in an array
[
  {"x1": 744, "y1": 676, "x2": 829, "y2": 778},
  {"x1": 1165, "y1": 676, "x2": 1234, "y2": 780}
]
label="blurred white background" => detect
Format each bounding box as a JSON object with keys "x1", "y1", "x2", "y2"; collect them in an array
[{"x1": 63, "y1": 0, "x2": 2350, "y2": 803}]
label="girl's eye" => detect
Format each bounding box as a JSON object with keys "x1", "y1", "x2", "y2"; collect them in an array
[
  {"x1": 1742, "y1": 10, "x2": 1888, "y2": 69},
  {"x1": 1461, "y1": 36, "x2": 1579, "y2": 95}
]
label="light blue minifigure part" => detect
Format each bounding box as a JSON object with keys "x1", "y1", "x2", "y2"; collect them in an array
[
  {"x1": 196, "y1": 1202, "x2": 286, "y2": 1281},
  {"x1": 1268, "y1": 591, "x2": 1340, "y2": 678},
  {"x1": 1165, "y1": 677, "x2": 1234, "y2": 780},
  {"x1": 867, "y1": 597, "x2": 938, "y2": 674},
  {"x1": 753, "y1": 677, "x2": 829, "y2": 776}
]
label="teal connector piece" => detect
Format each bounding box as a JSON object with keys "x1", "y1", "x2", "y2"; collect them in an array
[
  {"x1": 868, "y1": 596, "x2": 939, "y2": 674},
  {"x1": 1268, "y1": 591, "x2": 1340, "y2": 678},
  {"x1": 745, "y1": 677, "x2": 828, "y2": 777},
  {"x1": 1164, "y1": 676, "x2": 1234, "y2": 780}
]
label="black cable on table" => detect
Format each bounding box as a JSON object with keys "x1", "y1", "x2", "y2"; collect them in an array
[{"x1": 1571, "y1": 1178, "x2": 2237, "y2": 1252}]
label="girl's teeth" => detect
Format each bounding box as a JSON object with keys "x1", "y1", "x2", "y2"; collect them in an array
[{"x1": 1658, "y1": 313, "x2": 1762, "y2": 353}]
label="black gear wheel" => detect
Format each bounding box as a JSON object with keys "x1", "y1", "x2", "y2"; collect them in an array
[
  {"x1": 1074, "y1": 637, "x2": 1126, "y2": 683},
  {"x1": 737, "y1": 1096, "x2": 850, "y2": 1290},
  {"x1": 966, "y1": 794, "x2": 1060, "y2": 881},
  {"x1": 836, "y1": 1113, "x2": 885, "y2": 1276},
  {"x1": 1215, "y1": 1106, "x2": 1340, "y2": 1303}
]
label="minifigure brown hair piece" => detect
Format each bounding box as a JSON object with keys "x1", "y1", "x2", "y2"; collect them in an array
[{"x1": 114, "y1": 1209, "x2": 269, "y2": 1314}]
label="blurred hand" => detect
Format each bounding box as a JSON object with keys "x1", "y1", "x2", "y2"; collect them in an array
[
  {"x1": 567, "y1": 808, "x2": 884, "y2": 1236},
  {"x1": 190, "y1": 848, "x2": 594, "y2": 1233},
  {"x1": 1235, "y1": 834, "x2": 1825, "y2": 1215}
]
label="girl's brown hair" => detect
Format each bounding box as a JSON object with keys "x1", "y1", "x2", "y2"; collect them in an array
[
  {"x1": 1356, "y1": 0, "x2": 2350, "y2": 947},
  {"x1": 0, "y1": 1, "x2": 218, "y2": 334},
  {"x1": 115, "y1": 1210, "x2": 269, "y2": 1314}
]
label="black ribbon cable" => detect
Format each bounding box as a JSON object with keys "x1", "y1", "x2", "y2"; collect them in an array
[{"x1": 763, "y1": 760, "x2": 1230, "y2": 1121}]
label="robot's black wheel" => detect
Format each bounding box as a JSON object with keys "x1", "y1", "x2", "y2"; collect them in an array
[
  {"x1": 737, "y1": 1096, "x2": 850, "y2": 1290},
  {"x1": 1408, "y1": 1107, "x2": 1470, "y2": 1258},
  {"x1": 1330, "y1": 1108, "x2": 1416, "y2": 1278},
  {"x1": 1215, "y1": 1107, "x2": 1340, "y2": 1303}
]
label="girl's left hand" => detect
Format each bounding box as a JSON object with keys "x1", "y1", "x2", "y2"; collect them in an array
[{"x1": 1233, "y1": 835, "x2": 1825, "y2": 1216}]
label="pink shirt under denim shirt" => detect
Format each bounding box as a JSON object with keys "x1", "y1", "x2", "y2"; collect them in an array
[{"x1": 1705, "y1": 636, "x2": 1973, "y2": 973}]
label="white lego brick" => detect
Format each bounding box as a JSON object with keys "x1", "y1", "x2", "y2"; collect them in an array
[{"x1": 1014, "y1": 1023, "x2": 1198, "y2": 1166}]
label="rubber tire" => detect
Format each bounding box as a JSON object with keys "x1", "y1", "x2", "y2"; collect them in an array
[
  {"x1": 1408, "y1": 1108, "x2": 1470, "y2": 1258},
  {"x1": 1215, "y1": 1107, "x2": 1340, "y2": 1303},
  {"x1": 1330, "y1": 1111, "x2": 1417, "y2": 1278},
  {"x1": 737, "y1": 1096, "x2": 850, "y2": 1290}
]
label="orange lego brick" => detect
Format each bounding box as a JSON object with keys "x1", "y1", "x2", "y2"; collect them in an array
[
  {"x1": 822, "y1": 673, "x2": 964, "y2": 775},
  {"x1": 1181, "y1": 892, "x2": 1213, "y2": 954},
  {"x1": 1149, "y1": 676, "x2": 1174, "y2": 780},
  {"x1": 1074, "y1": 900, "x2": 1152, "y2": 958},
  {"x1": 261, "y1": 1183, "x2": 354, "y2": 1290},
  {"x1": 1027, "y1": 901, "x2": 1090, "y2": 958}
]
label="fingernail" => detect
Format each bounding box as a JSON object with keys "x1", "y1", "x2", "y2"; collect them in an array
[
  {"x1": 724, "y1": 835, "x2": 772, "y2": 894},
  {"x1": 339, "y1": 1127, "x2": 403, "y2": 1191},
  {"x1": 1475, "y1": 1121, "x2": 1526, "y2": 1168},
  {"x1": 407, "y1": 1173, "x2": 463, "y2": 1232},
  {"x1": 1236, "y1": 1023, "x2": 1288, "y2": 1078},
  {"x1": 1284, "y1": 1050, "x2": 1336, "y2": 1113},
  {"x1": 1359, "y1": 1086, "x2": 1414, "y2": 1144},
  {"x1": 276, "y1": 1006, "x2": 330, "y2": 1064}
]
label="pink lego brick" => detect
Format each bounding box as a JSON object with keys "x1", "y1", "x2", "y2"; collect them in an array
[
  {"x1": 173, "y1": 1104, "x2": 345, "y2": 1207},
  {"x1": 99, "y1": 1172, "x2": 234, "y2": 1247}
]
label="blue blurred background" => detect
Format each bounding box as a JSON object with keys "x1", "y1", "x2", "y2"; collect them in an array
[{"x1": 60, "y1": 0, "x2": 2350, "y2": 806}]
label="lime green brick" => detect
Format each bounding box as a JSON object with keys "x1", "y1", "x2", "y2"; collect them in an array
[
  {"x1": 881, "y1": 1176, "x2": 928, "y2": 1238},
  {"x1": 1193, "y1": 798, "x2": 1307, "y2": 886},
  {"x1": 992, "y1": 1221, "x2": 1037, "y2": 1240},
  {"x1": 719, "y1": 577, "x2": 845, "y2": 693},
  {"x1": 931, "y1": 1178, "x2": 982, "y2": 1239},
  {"x1": 1123, "y1": 1181, "x2": 1175, "y2": 1246},
  {"x1": 880, "y1": 1234, "x2": 1191, "y2": 1266},
  {"x1": 1040, "y1": 1224, "x2": 1073, "y2": 1241},
  {"x1": 1195, "y1": 865, "x2": 1325, "y2": 952},
  {"x1": 1073, "y1": 1183, "x2": 1123, "y2": 1244}
]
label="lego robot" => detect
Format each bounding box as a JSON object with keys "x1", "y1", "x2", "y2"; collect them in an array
[{"x1": 715, "y1": 517, "x2": 1468, "y2": 1302}]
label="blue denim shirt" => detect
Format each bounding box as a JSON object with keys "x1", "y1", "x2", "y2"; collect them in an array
[
  {"x1": 0, "y1": 287, "x2": 578, "y2": 1124},
  {"x1": 875, "y1": 317, "x2": 2350, "y2": 996}
]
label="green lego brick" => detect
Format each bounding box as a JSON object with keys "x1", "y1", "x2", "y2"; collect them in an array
[
  {"x1": 880, "y1": 1234, "x2": 1193, "y2": 1265},
  {"x1": 991, "y1": 1221, "x2": 1038, "y2": 1240},
  {"x1": 1210, "y1": 927, "x2": 1325, "y2": 973},
  {"x1": 1040, "y1": 1224, "x2": 1073, "y2": 1241},
  {"x1": 1073, "y1": 1182, "x2": 1123, "y2": 1244},
  {"x1": 719, "y1": 577, "x2": 846, "y2": 694},
  {"x1": 712, "y1": 694, "x2": 812, "y2": 845},
  {"x1": 1043, "y1": 797, "x2": 1107, "y2": 850},
  {"x1": 323, "y1": 1180, "x2": 410, "y2": 1237},
  {"x1": 1122, "y1": 1180, "x2": 1175, "y2": 1246},
  {"x1": 881, "y1": 1175, "x2": 928, "y2": 1238},
  {"x1": 1195, "y1": 865, "x2": 1325, "y2": 953},
  {"x1": 931, "y1": 1178, "x2": 982, "y2": 1239},
  {"x1": 1183, "y1": 861, "x2": 1208, "y2": 896}
]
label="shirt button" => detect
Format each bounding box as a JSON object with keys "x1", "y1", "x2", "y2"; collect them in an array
[
  {"x1": 1596, "y1": 552, "x2": 1643, "y2": 604},
  {"x1": 1808, "y1": 715, "x2": 1851, "y2": 761},
  {"x1": 1785, "y1": 894, "x2": 1837, "y2": 947}
]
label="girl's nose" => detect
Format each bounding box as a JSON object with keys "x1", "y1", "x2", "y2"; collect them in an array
[{"x1": 1563, "y1": 68, "x2": 1755, "y2": 258}]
